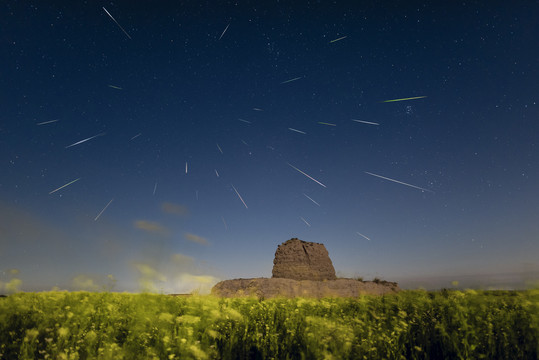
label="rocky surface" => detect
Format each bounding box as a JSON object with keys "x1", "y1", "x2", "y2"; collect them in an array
[
  {"x1": 211, "y1": 278, "x2": 400, "y2": 298},
  {"x1": 272, "y1": 238, "x2": 336, "y2": 281}
]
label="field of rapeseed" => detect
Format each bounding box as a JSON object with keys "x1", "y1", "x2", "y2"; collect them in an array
[{"x1": 0, "y1": 289, "x2": 538, "y2": 359}]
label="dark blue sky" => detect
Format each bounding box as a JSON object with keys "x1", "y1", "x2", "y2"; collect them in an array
[{"x1": 1, "y1": 1, "x2": 538, "y2": 293}]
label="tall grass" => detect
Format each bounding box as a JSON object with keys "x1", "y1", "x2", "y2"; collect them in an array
[{"x1": 0, "y1": 289, "x2": 537, "y2": 359}]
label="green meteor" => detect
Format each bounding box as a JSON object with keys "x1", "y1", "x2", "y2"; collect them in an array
[
  {"x1": 49, "y1": 178, "x2": 81, "y2": 194},
  {"x1": 382, "y1": 96, "x2": 427, "y2": 103},
  {"x1": 329, "y1": 36, "x2": 347, "y2": 43}
]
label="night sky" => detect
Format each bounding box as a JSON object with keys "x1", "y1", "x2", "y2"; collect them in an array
[{"x1": 1, "y1": 1, "x2": 538, "y2": 293}]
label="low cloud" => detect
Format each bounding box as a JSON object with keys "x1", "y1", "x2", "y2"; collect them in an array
[
  {"x1": 71, "y1": 274, "x2": 116, "y2": 292},
  {"x1": 130, "y1": 253, "x2": 219, "y2": 294},
  {"x1": 134, "y1": 263, "x2": 167, "y2": 292},
  {"x1": 161, "y1": 202, "x2": 189, "y2": 216},
  {"x1": 5, "y1": 278, "x2": 22, "y2": 293},
  {"x1": 184, "y1": 232, "x2": 209, "y2": 245},
  {"x1": 171, "y1": 253, "x2": 196, "y2": 268},
  {"x1": 134, "y1": 220, "x2": 169, "y2": 236},
  {"x1": 175, "y1": 273, "x2": 219, "y2": 295}
]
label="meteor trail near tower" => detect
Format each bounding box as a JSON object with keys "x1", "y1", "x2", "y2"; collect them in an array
[
  {"x1": 364, "y1": 171, "x2": 434, "y2": 193},
  {"x1": 231, "y1": 184, "x2": 248, "y2": 209}
]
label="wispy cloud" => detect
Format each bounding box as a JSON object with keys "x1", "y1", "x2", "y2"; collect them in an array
[
  {"x1": 184, "y1": 233, "x2": 209, "y2": 245},
  {"x1": 134, "y1": 220, "x2": 169, "y2": 236},
  {"x1": 161, "y1": 202, "x2": 189, "y2": 216}
]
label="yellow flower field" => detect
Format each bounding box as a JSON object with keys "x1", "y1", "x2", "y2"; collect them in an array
[{"x1": 1, "y1": 289, "x2": 538, "y2": 359}]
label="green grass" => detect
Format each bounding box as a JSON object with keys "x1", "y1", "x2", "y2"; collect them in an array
[{"x1": 0, "y1": 289, "x2": 538, "y2": 359}]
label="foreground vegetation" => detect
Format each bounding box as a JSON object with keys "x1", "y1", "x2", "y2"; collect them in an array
[{"x1": 0, "y1": 289, "x2": 538, "y2": 359}]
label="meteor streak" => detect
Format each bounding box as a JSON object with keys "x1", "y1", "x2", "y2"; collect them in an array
[
  {"x1": 303, "y1": 193, "x2": 320, "y2": 206},
  {"x1": 102, "y1": 7, "x2": 132, "y2": 39},
  {"x1": 329, "y1": 35, "x2": 347, "y2": 43},
  {"x1": 108, "y1": 85, "x2": 122, "y2": 90},
  {"x1": 287, "y1": 163, "x2": 327, "y2": 188},
  {"x1": 381, "y1": 96, "x2": 427, "y2": 103},
  {"x1": 94, "y1": 198, "x2": 114, "y2": 221},
  {"x1": 288, "y1": 128, "x2": 306, "y2": 134},
  {"x1": 352, "y1": 119, "x2": 379, "y2": 125},
  {"x1": 65, "y1": 133, "x2": 105, "y2": 148},
  {"x1": 49, "y1": 178, "x2": 80, "y2": 194},
  {"x1": 231, "y1": 184, "x2": 248, "y2": 209},
  {"x1": 318, "y1": 122, "x2": 336, "y2": 126},
  {"x1": 36, "y1": 119, "x2": 58, "y2": 126},
  {"x1": 280, "y1": 76, "x2": 302, "y2": 84},
  {"x1": 364, "y1": 171, "x2": 434, "y2": 193},
  {"x1": 216, "y1": 143, "x2": 223, "y2": 154},
  {"x1": 219, "y1": 23, "x2": 230, "y2": 40},
  {"x1": 356, "y1": 232, "x2": 371, "y2": 241},
  {"x1": 221, "y1": 216, "x2": 228, "y2": 230},
  {"x1": 300, "y1": 217, "x2": 311, "y2": 227}
]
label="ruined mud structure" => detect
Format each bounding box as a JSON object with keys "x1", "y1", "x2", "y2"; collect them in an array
[{"x1": 212, "y1": 238, "x2": 400, "y2": 298}]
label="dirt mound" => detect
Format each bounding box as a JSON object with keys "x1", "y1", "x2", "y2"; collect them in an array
[{"x1": 211, "y1": 278, "x2": 400, "y2": 298}]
